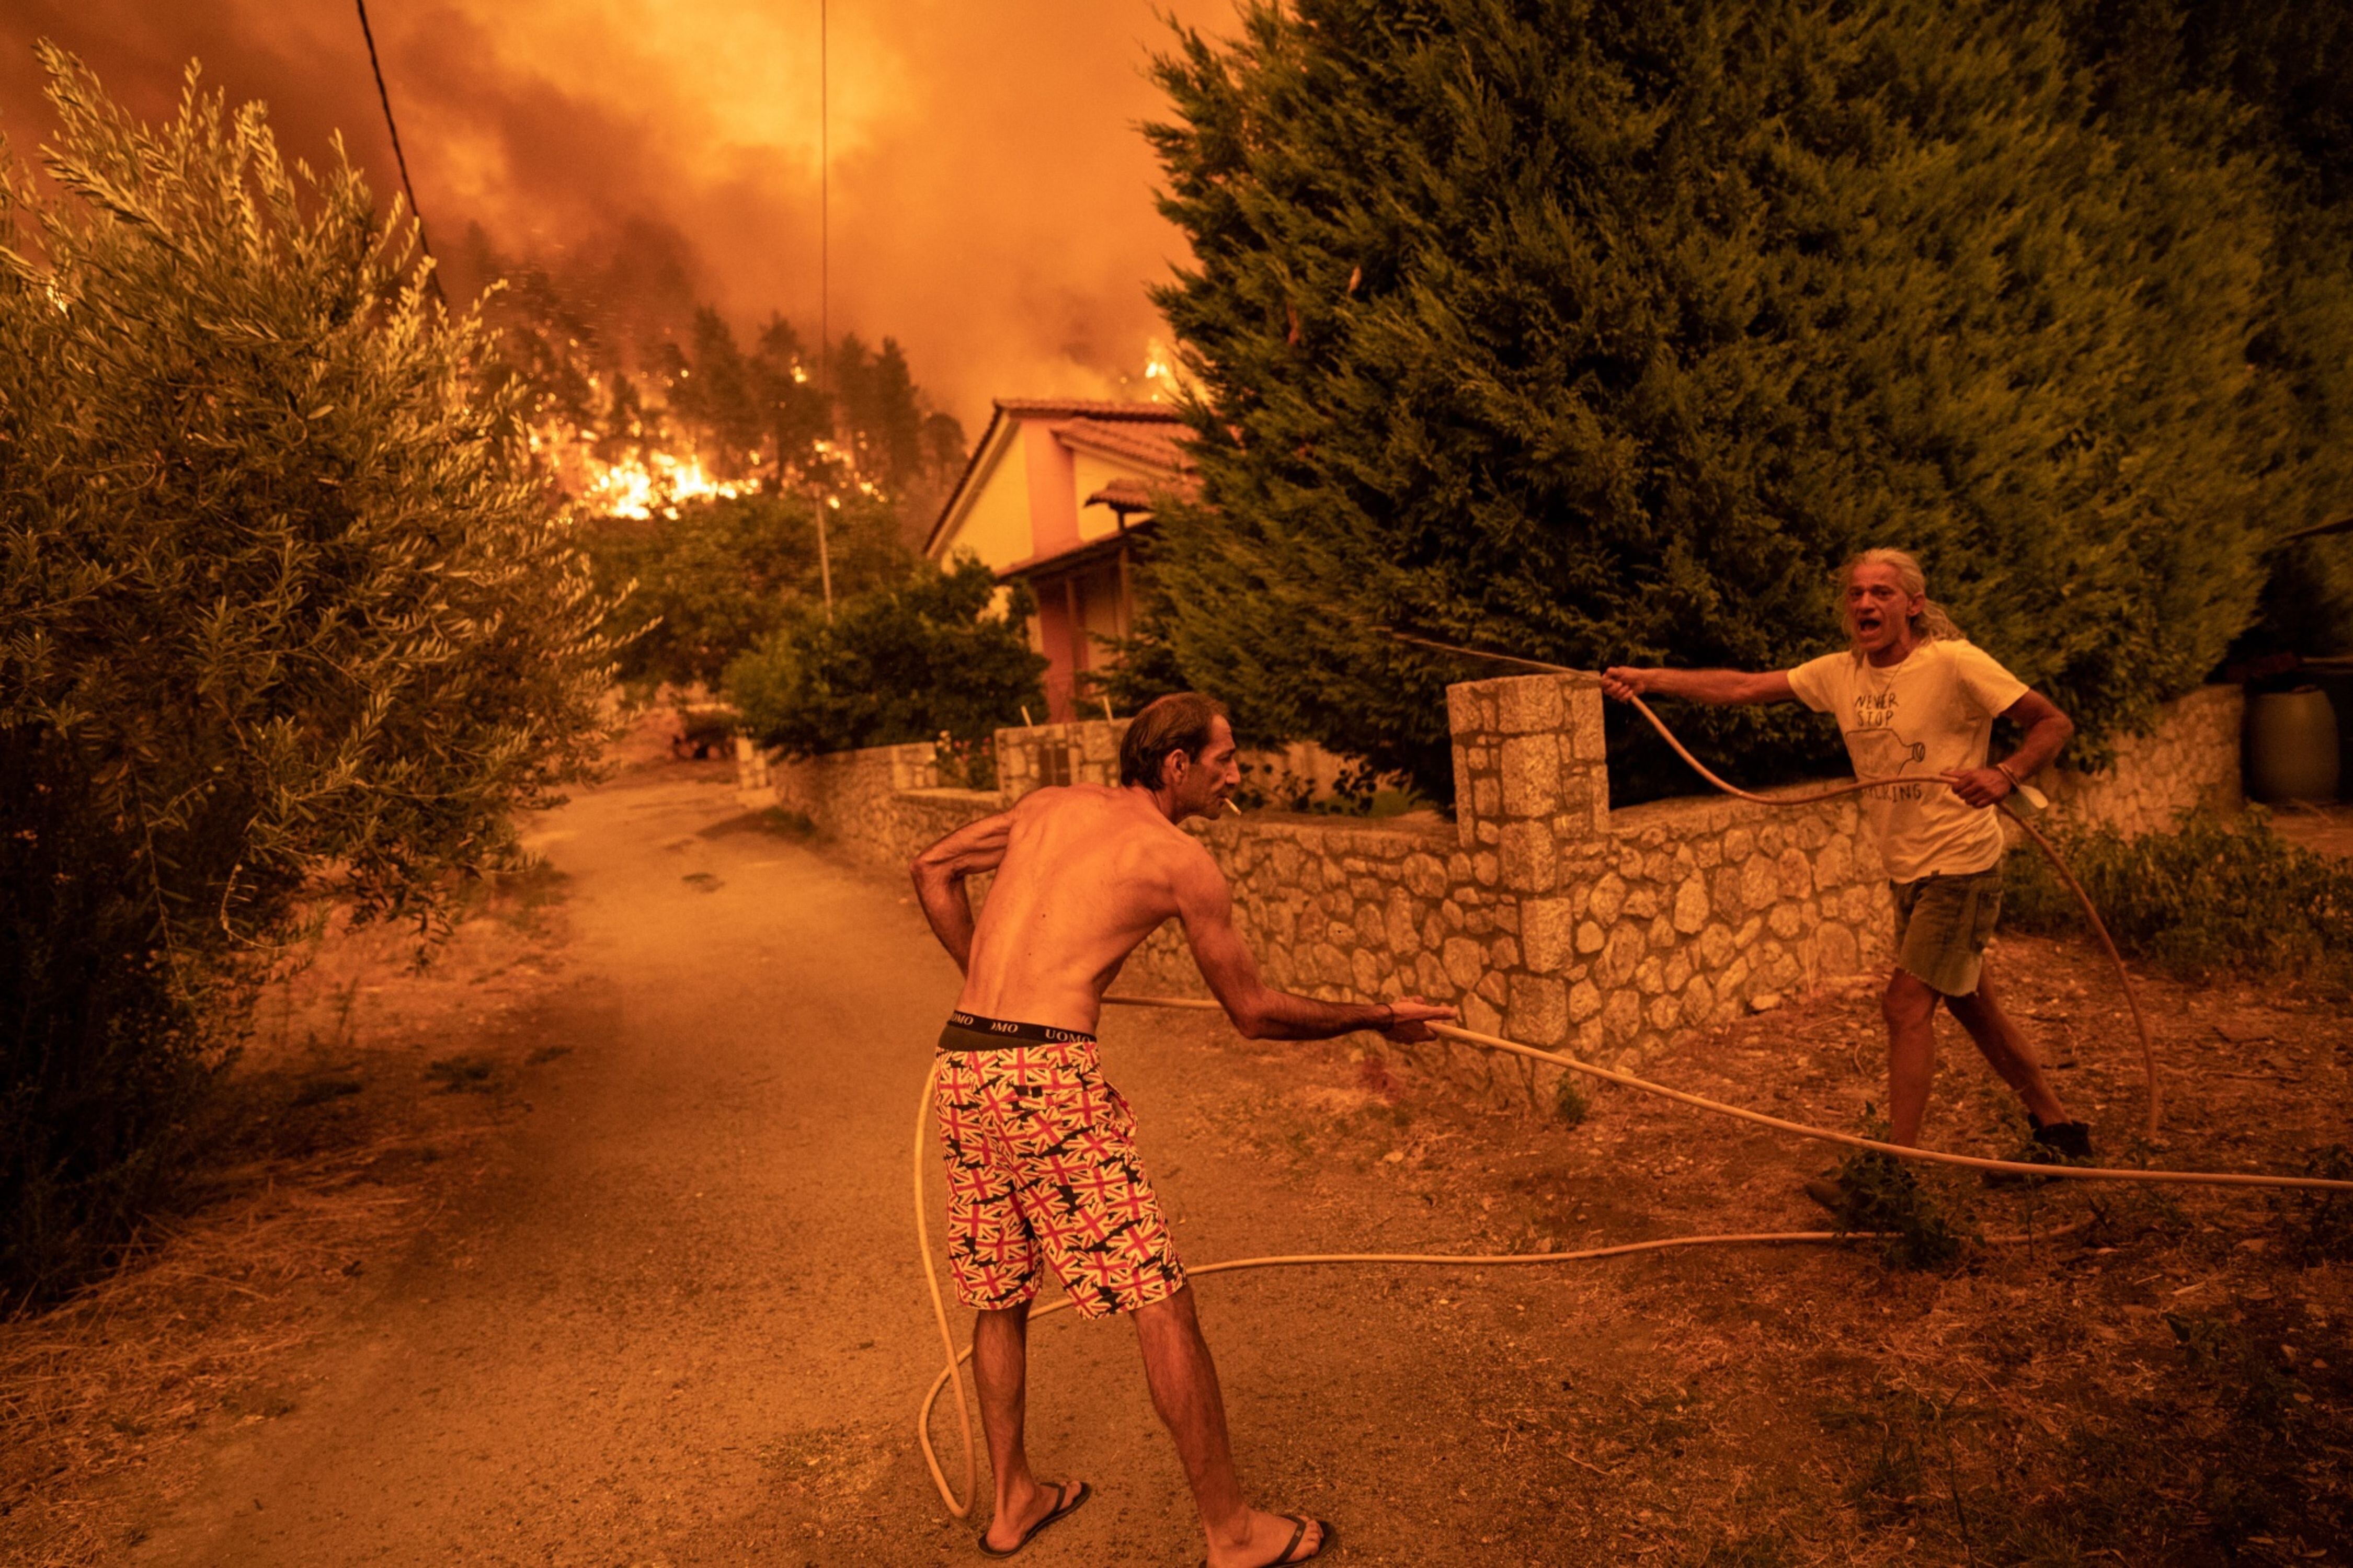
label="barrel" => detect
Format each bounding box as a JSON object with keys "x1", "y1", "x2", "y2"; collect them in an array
[{"x1": 2246, "y1": 686, "x2": 2341, "y2": 804}]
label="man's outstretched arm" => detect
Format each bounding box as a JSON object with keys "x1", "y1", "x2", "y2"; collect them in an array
[
  {"x1": 1172, "y1": 850, "x2": 1453, "y2": 1043},
  {"x1": 1601, "y1": 666, "x2": 1796, "y2": 705},
  {"x1": 909, "y1": 809, "x2": 1016, "y2": 973}
]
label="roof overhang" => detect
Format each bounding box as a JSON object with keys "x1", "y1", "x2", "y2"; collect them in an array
[{"x1": 993, "y1": 524, "x2": 1152, "y2": 585}]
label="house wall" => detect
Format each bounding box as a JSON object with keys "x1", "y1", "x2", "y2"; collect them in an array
[
  {"x1": 744, "y1": 682, "x2": 2241, "y2": 1070},
  {"x1": 940, "y1": 426, "x2": 1033, "y2": 570}
]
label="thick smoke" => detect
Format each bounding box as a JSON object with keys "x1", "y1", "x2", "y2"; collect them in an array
[{"x1": 0, "y1": 0, "x2": 1228, "y2": 425}]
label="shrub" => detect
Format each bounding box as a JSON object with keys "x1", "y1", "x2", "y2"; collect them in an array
[
  {"x1": 574, "y1": 490, "x2": 908, "y2": 693},
  {"x1": 2004, "y1": 811, "x2": 2353, "y2": 989},
  {"x1": 1144, "y1": 0, "x2": 2326, "y2": 802},
  {"x1": 0, "y1": 51, "x2": 614, "y2": 1299},
  {"x1": 724, "y1": 556, "x2": 1046, "y2": 757}
]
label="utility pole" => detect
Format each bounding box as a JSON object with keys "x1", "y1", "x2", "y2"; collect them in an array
[{"x1": 813, "y1": 0, "x2": 835, "y2": 619}]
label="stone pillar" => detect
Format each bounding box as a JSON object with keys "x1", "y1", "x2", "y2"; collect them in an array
[{"x1": 1448, "y1": 673, "x2": 1609, "y2": 882}]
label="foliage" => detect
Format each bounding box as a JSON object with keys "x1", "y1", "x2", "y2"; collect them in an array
[
  {"x1": 574, "y1": 490, "x2": 910, "y2": 691},
  {"x1": 2004, "y1": 810, "x2": 2353, "y2": 989},
  {"x1": 2286, "y1": 1146, "x2": 2353, "y2": 1265},
  {"x1": 1551, "y1": 1072, "x2": 1589, "y2": 1128},
  {"x1": 2060, "y1": 1, "x2": 2353, "y2": 662},
  {"x1": 1144, "y1": 0, "x2": 2333, "y2": 802},
  {"x1": 724, "y1": 557, "x2": 1046, "y2": 757},
  {"x1": 452, "y1": 224, "x2": 971, "y2": 538},
  {"x1": 643, "y1": 310, "x2": 968, "y2": 518},
  {"x1": 1827, "y1": 1121, "x2": 1966, "y2": 1269},
  {"x1": 0, "y1": 51, "x2": 615, "y2": 1300}
]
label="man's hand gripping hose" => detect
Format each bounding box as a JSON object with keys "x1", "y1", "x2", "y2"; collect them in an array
[{"x1": 911, "y1": 637, "x2": 2352, "y2": 1519}]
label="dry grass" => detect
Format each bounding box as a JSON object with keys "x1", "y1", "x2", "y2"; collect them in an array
[
  {"x1": 0, "y1": 868, "x2": 570, "y2": 1567},
  {"x1": 1239, "y1": 930, "x2": 2353, "y2": 1565}
]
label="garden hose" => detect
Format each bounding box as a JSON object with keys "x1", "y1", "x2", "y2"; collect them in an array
[
  {"x1": 911, "y1": 651, "x2": 2347, "y2": 1520},
  {"x1": 1385, "y1": 631, "x2": 2161, "y2": 1137}
]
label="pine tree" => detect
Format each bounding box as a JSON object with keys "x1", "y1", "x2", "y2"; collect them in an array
[{"x1": 1144, "y1": 0, "x2": 2325, "y2": 800}]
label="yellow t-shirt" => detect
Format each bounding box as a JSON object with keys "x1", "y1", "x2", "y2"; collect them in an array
[{"x1": 1785, "y1": 639, "x2": 2029, "y2": 883}]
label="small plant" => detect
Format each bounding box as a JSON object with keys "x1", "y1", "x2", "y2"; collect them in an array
[
  {"x1": 1827, "y1": 1121, "x2": 1967, "y2": 1268},
  {"x1": 725, "y1": 558, "x2": 1045, "y2": 758},
  {"x1": 933, "y1": 731, "x2": 999, "y2": 792},
  {"x1": 2288, "y1": 1144, "x2": 2353, "y2": 1264},
  {"x1": 2165, "y1": 1311, "x2": 2300, "y2": 1432},
  {"x1": 1552, "y1": 1072, "x2": 1589, "y2": 1127},
  {"x1": 2004, "y1": 810, "x2": 2353, "y2": 990}
]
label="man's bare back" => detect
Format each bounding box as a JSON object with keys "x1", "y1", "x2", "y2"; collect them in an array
[{"x1": 945, "y1": 783, "x2": 1200, "y2": 1033}]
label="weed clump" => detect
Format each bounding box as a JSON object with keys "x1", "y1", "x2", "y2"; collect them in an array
[
  {"x1": 2005, "y1": 810, "x2": 2353, "y2": 989},
  {"x1": 2286, "y1": 1144, "x2": 2353, "y2": 1263},
  {"x1": 1827, "y1": 1143, "x2": 1967, "y2": 1269},
  {"x1": 1552, "y1": 1073, "x2": 1589, "y2": 1127}
]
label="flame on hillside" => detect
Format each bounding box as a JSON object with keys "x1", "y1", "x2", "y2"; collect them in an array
[
  {"x1": 582, "y1": 449, "x2": 761, "y2": 520},
  {"x1": 529, "y1": 427, "x2": 888, "y2": 522},
  {"x1": 529, "y1": 428, "x2": 760, "y2": 520}
]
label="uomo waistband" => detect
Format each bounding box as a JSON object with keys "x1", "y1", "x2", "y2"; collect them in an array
[{"x1": 938, "y1": 1010, "x2": 1096, "y2": 1050}]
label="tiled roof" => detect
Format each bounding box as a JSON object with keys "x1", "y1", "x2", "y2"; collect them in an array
[
  {"x1": 992, "y1": 397, "x2": 1190, "y2": 423},
  {"x1": 1083, "y1": 477, "x2": 1158, "y2": 512},
  {"x1": 1053, "y1": 416, "x2": 1193, "y2": 474}
]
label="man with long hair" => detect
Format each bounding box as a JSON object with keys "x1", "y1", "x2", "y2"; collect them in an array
[
  {"x1": 910, "y1": 691, "x2": 1453, "y2": 1564},
  {"x1": 1602, "y1": 549, "x2": 2093, "y2": 1209}
]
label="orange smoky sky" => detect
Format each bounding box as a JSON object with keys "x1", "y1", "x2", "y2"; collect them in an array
[{"x1": 0, "y1": 0, "x2": 1236, "y2": 428}]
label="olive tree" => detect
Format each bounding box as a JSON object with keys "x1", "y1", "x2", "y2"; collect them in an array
[{"x1": 0, "y1": 49, "x2": 616, "y2": 1298}]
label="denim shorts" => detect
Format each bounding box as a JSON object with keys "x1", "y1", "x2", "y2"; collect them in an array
[{"x1": 1890, "y1": 864, "x2": 2004, "y2": 997}]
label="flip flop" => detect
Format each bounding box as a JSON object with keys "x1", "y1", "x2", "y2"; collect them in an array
[
  {"x1": 978, "y1": 1479, "x2": 1091, "y2": 1558},
  {"x1": 1212, "y1": 1515, "x2": 1334, "y2": 1567}
]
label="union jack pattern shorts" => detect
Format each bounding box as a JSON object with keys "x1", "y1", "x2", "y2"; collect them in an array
[{"x1": 933, "y1": 1012, "x2": 1187, "y2": 1319}]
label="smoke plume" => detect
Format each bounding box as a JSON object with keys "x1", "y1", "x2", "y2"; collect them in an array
[{"x1": 0, "y1": 0, "x2": 1231, "y2": 426}]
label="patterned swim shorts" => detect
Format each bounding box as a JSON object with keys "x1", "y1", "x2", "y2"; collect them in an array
[{"x1": 933, "y1": 1012, "x2": 1187, "y2": 1319}]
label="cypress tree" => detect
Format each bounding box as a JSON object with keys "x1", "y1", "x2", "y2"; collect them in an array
[{"x1": 1143, "y1": 0, "x2": 2323, "y2": 800}]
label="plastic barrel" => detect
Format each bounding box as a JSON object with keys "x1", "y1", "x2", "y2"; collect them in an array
[{"x1": 2246, "y1": 686, "x2": 2341, "y2": 804}]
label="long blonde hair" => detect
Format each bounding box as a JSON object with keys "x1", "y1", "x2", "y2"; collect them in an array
[{"x1": 1840, "y1": 547, "x2": 1966, "y2": 653}]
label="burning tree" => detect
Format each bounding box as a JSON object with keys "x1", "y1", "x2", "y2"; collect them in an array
[{"x1": 0, "y1": 50, "x2": 618, "y2": 1299}]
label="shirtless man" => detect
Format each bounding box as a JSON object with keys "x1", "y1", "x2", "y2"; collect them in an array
[
  {"x1": 910, "y1": 692, "x2": 1454, "y2": 1564},
  {"x1": 1601, "y1": 547, "x2": 2092, "y2": 1209}
]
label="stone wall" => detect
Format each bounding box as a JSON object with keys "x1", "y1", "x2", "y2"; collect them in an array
[
  {"x1": 1117, "y1": 675, "x2": 1889, "y2": 1069},
  {"x1": 762, "y1": 740, "x2": 996, "y2": 873},
  {"x1": 2034, "y1": 684, "x2": 2243, "y2": 837},
  {"x1": 742, "y1": 679, "x2": 2237, "y2": 1070},
  {"x1": 996, "y1": 719, "x2": 1127, "y2": 801}
]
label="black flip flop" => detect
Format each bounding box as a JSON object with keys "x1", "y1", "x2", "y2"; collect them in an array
[
  {"x1": 978, "y1": 1480, "x2": 1091, "y2": 1558},
  {"x1": 1214, "y1": 1515, "x2": 1334, "y2": 1567}
]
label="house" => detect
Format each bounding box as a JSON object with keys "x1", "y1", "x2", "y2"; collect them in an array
[{"x1": 924, "y1": 398, "x2": 1193, "y2": 721}]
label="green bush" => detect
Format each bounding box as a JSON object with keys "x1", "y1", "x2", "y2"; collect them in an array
[
  {"x1": 575, "y1": 490, "x2": 908, "y2": 693},
  {"x1": 724, "y1": 557, "x2": 1046, "y2": 757},
  {"x1": 0, "y1": 51, "x2": 614, "y2": 1300},
  {"x1": 1143, "y1": 0, "x2": 2331, "y2": 802},
  {"x1": 2004, "y1": 810, "x2": 2353, "y2": 987}
]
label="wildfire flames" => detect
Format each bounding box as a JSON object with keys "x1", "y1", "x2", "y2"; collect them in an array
[{"x1": 578, "y1": 448, "x2": 760, "y2": 521}]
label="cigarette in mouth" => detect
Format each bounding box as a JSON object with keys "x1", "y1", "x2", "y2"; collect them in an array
[{"x1": 1223, "y1": 798, "x2": 1243, "y2": 816}]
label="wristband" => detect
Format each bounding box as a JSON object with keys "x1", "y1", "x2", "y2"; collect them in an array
[
  {"x1": 1377, "y1": 1003, "x2": 1395, "y2": 1029},
  {"x1": 1993, "y1": 760, "x2": 2022, "y2": 789}
]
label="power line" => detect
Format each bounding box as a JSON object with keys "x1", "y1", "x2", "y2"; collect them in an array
[
  {"x1": 819, "y1": 0, "x2": 829, "y2": 404},
  {"x1": 352, "y1": 0, "x2": 444, "y2": 296}
]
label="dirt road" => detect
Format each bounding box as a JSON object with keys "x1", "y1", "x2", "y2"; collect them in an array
[
  {"x1": 102, "y1": 758, "x2": 2353, "y2": 1566},
  {"x1": 121, "y1": 764, "x2": 1620, "y2": 1566}
]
